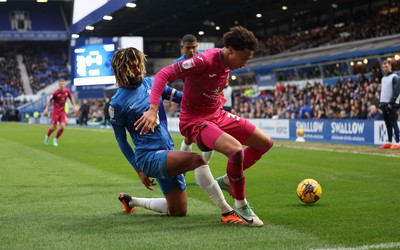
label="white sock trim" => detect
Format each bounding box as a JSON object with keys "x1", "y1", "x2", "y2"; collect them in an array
[{"x1": 234, "y1": 198, "x2": 248, "y2": 208}]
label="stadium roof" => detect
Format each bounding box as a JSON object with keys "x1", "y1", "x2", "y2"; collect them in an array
[{"x1": 72, "y1": 0, "x2": 364, "y2": 39}]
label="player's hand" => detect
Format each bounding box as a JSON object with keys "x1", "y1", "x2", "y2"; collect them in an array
[
  {"x1": 134, "y1": 104, "x2": 158, "y2": 135},
  {"x1": 43, "y1": 109, "x2": 48, "y2": 116},
  {"x1": 74, "y1": 108, "x2": 79, "y2": 116},
  {"x1": 137, "y1": 170, "x2": 156, "y2": 190}
]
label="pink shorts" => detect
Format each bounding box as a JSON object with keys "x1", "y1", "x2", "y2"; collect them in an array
[
  {"x1": 51, "y1": 112, "x2": 67, "y2": 125},
  {"x1": 179, "y1": 109, "x2": 256, "y2": 151}
]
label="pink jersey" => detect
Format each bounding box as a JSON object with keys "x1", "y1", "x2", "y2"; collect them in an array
[
  {"x1": 50, "y1": 88, "x2": 72, "y2": 114},
  {"x1": 150, "y1": 48, "x2": 228, "y2": 117}
]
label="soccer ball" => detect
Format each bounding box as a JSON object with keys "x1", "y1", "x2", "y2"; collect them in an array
[
  {"x1": 297, "y1": 178, "x2": 322, "y2": 204},
  {"x1": 296, "y1": 128, "x2": 304, "y2": 137}
]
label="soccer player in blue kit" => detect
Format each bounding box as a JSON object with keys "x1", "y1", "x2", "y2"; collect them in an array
[{"x1": 109, "y1": 47, "x2": 243, "y2": 224}]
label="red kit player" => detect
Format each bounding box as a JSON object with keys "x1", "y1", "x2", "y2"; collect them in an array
[{"x1": 43, "y1": 79, "x2": 78, "y2": 147}]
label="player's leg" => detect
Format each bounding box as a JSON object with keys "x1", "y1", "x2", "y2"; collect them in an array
[
  {"x1": 45, "y1": 117, "x2": 57, "y2": 145},
  {"x1": 389, "y1": 108, "x2": 400, "y2": 149},
  {"x1": 118, "y1": 192, "x2": 169, "y2": 215},
  {"x1": 201, "y1": 129, "x2": 261, "y2": 226},
  {"x1": 242, "y1": 127, "x2": 274, "y2": 170},
  {"x1": 201, "y1": 151, "x2": 213, "y2": 163},
  {"x1": 165, "y1": 150, "x2": 243, "y2": 223},
  {"x1": 180, "y1": 137, "x2": 193, "y2": 152},
  {"x1": 164, "y1": 187, "x2": 187, "y2": 216},
  {"x1": 383, "y1": 106, "x2": 393, "y2": 144},
  {"x1": 198, "y1": 114, "x2": 266, "y2": 226},
  {"x1": 118, "y1": 150, "x2": 185, "y2": 215},
  {"x1": 53, "y1": 119, "x2": 66, "y2": 146}
]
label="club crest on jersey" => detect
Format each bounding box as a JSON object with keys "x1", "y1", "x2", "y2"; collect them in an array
[
  {"x1": 182, "y1": 59, "x2": 195, "y2": 69},
  {"x1": 109, "y1": 107, "x2": 114, "y2": 119},
  {"x1": 212, "y1": 88, "x2": 219, "y2": 96}
]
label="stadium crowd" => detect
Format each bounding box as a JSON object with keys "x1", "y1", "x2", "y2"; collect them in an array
[
  {"x1": 1, "y1": 3, "x2": 399, "y2": 123},
  {"x1": 230, "y1": 76, "x2": 383, "y2": 120},
  {"x1": 24, "y1": 45, "x2": 69, "y2": 94},
  {"x1": 255, "y1": 6, "x2": 400, "y2": 57},
  {"x1": 161, "y1": 72, "x2": 394, "y2": 121}
]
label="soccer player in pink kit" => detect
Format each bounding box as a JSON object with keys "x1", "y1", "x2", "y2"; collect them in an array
[
  {"x1": 135, "y1": 26, "x2": 274, "y2": 227},
  {"x1": 43, "y1": 79, "x2": 78, "y2": 147}
]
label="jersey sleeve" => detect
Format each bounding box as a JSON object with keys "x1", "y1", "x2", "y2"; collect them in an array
[
  {"x1": 49, "y1": 92, "x2": 55, "y2": 101},
  {"x1": 162, "y1": 85, "x2": 182, "y2": 104},
  {"x1": 149, "y1": 55, "x2": 208, "y2": 105},
  {"x1": 112, "y1": 123, "x2": 137, "y2": 171},
  {"x1": 390, "y1": 75, "x2": 400, "y2": 104},
  {"x1": 109, "y1": 104, "x2": 137, "y2": 170}
]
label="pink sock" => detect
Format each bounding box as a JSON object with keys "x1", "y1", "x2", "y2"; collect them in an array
[
  {"x1": 47, "y1": 127, "x2": 55, "y2": 137},
  {"x1": 243, "y1": 138, "x2": 274, "y2": 170},
  {"x1": 226, "y1": 150, "x2": 246, "y2": 200},
  {"x1": 55, "y1": 128, "x2": 64, "y2": 139}
]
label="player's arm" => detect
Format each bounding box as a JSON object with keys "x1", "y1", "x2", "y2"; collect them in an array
[
  {"x1": 68, "y1": 91, "x2": 79, "y2": 114},
  {"x1": 390, "y1": 76, "x2": 400, "y2": 108},
  {"x1": 162, "y1": 85, "x2": 182, "y2": 104},
  {"x1": 135, "y1": 56, "x2": 207, "y2": 134},
  {"x1": 112, "y1": 123, "x2": 155, "y2": 190},
  {"x1": 43, "y1": 95, "x2": 53, "y2": 116},
  {"x1": 112, "y1": 123, "x2": 136, "y2": 169}
]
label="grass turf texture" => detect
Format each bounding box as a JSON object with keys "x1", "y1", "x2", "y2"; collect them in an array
[{"x1": 0, "y1": 122, "x2": 399, "y2": 250}]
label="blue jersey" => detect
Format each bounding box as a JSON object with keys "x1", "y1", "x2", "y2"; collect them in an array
[{"x1": 110, "y1": 77, "x2": 182, "y2": 171}]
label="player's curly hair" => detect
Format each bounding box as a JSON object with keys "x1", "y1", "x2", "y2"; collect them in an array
[
  {"x1": 223, "y1": 26, "x2": 258, "y2": 51},
  {"x1": 111, "y1": 47, "x2": 146, "y2": 88}
]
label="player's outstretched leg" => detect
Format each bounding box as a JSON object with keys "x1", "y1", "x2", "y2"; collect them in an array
[
  {"x1": 119, "y1": 193, "x2": 169, "y2": 214},
  {"x1": 118, "y1": 193, "x2": 136, "y2": 213}
]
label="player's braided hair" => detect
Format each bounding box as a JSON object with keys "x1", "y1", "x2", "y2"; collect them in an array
[
  {"x1": 223, "y1": 26, "x2": 258, "y2": 51},
  {"x1": 111, "y1": 47, "x2": 146, "y2": 88}
]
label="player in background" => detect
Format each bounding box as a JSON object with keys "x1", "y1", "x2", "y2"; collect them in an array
[
  {"x1": 378, "y1": 60, "x2": 400, "y2": 149},
  {"x1": 136, "y1": 26, "x2": 274, "y2": 227},
  {"x1": 174, "y1": 34, "x2": 213, "y2": 176},
  {"x1": 43, "y1": 79, "x2": 78, "y2": 147},
  {"x1": 110, "y1": 47, "x2": 243, "y2": 224}
]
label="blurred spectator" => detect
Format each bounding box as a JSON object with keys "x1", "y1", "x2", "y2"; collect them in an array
[
  {"x1": 102, "y1": 97, "x2": 111, "y2": 127},
  {"x1": 368, "y1": 104, "x2": 383, "y2": 120},
  {"x1": 79, "y1": 99, "x2": 90, "y2": 126}
]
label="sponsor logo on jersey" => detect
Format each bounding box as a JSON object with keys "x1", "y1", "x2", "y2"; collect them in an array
[
  {"x1": 182, "y1": 59, "x2": 195, "y2": 69},
  {"x1": 209, "y1": 74, "x2": 217, "y2": 78},
  {"x1": 128, "y1": 103, "x2": 137, "y2": 110},
  {"x1": 197, "y1": 55, "x2": 204, "y2": 62}
]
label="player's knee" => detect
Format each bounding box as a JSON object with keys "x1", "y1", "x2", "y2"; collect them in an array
[
  {"x1": 265, "y1": 137, "x2": 274, "y2": 151},
  {"x1": 169, "y1": 207, "x2": 187, "y2": 216},
  {"x1": 228, "y1": 149, "x2": 244, "y2": 165},
  {"x1": 184, "y1": 137, "x2": 192, "y2": 145},
  {"x1": 193, "y1": 153, "x2": 207, "y2": 166}
]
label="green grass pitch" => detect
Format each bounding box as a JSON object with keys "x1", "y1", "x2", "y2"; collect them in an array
[{"x1": 0, "y1": 123, "x2": 399, "y2": 250}]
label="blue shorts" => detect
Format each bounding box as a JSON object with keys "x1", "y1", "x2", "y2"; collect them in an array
[{"x1": 135, "y1": 149, "x2": 186, "y2": 195}]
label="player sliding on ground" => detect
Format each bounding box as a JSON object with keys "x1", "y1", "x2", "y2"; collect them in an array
[
  {"x1": 109, "y1": 47, "x2": 243, "y2": 225},
  {"x1": 136, "y1": 26, "x2": 274, "y2": 227}
]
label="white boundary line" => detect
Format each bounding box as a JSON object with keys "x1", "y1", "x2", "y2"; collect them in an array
[
  {"x1": 280, "y1": 144, "x2": 400, "y2": 158},
  {"x1": 312, "y1": 242, "x2": 400, "y2": 250}
]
